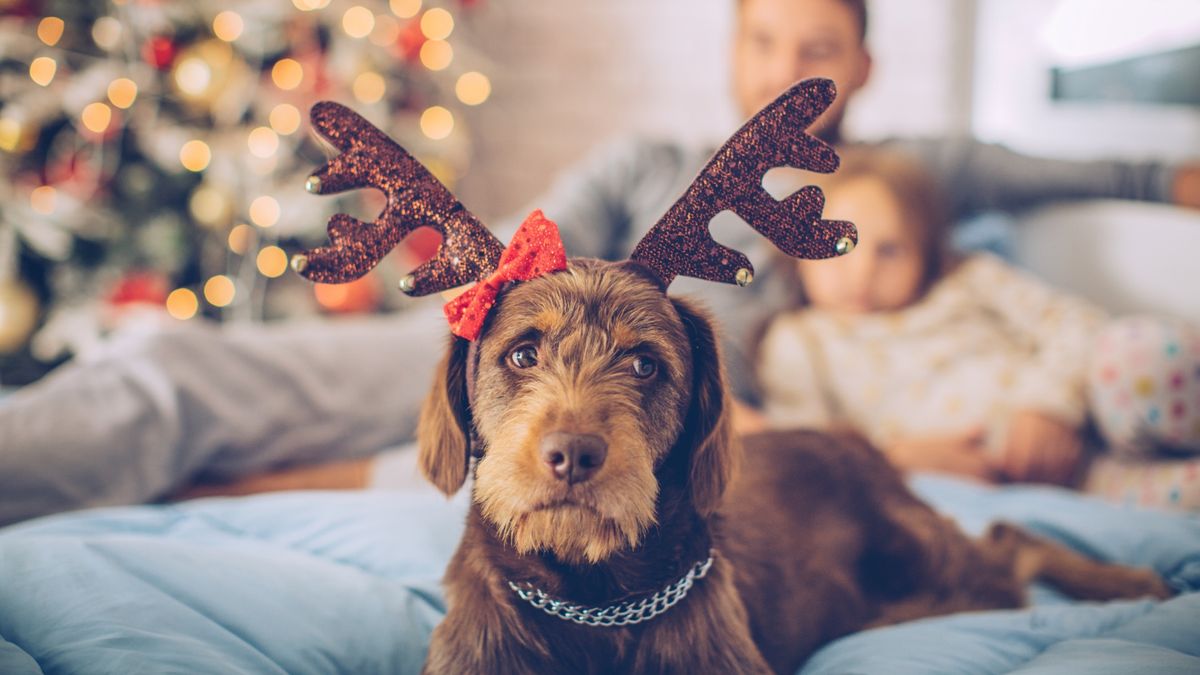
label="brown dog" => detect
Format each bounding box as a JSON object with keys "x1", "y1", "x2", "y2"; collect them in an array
[{"x1": 416, "y1": 259, "x2": 1172, "y2": 675}]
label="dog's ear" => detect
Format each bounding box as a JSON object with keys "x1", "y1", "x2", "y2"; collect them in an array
[
  {"x1": 417, "y1": 335, "x2": 473, "y2": 496},
  {"x1": 671, "y1": 298, "x2": 737, "y2": 516}
]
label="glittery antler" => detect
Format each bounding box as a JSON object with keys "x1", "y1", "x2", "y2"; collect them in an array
[
  {"x1": 630, "y1": 78, "x2": 857, "y2": 287},
  {"x1": 290, "y1": 101, "x2": 505, "y2": 296}
]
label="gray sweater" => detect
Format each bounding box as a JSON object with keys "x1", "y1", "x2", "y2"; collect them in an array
[{"x1": 0, "y1": 136, "x2": 1177, "y2": 524}]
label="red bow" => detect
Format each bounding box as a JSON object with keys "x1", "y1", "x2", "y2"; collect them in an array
[{"x1": 444, "y1": 209, "x2": 567, "y2": 340}]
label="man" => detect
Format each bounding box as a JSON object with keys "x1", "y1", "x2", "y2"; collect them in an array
[{"x1": 1, "y1": 0, "x2": 1196, "y2": 525}]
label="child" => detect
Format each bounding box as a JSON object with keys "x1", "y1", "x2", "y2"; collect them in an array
[{"x1": 755, "y1": 147, "x2": 1200, "y2": 509}]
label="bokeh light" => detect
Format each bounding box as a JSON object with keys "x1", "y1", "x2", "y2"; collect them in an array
[
  {"x1": 419, "y1": 39, "x2": 452, "y2": 70},
  {"x1": 249, "y1": 195, "x2": 280, "y2": 227},
  {"x1": 247, "y1": 126, "x2": 279, "y2": 158},
  {"x1": 30, "y1": 185, "x2": 56, "y2": 214},
  {"x1": 213, "y1": 11, "x2": 244, "y2": 42},
  {"x1": 269, "y1": 103, "x2": 302, "y2": 135},
  {"x1": 419, "y1": 106, "x2": 453, "y2": 140},
  {"x1": 228, "y1": 223, "x2": 254, "y2": 254},
  {"x1": 179, "y1": 139, "x2": 211, "y2": 171},
  {"x1": 37, "y1": 17, "x2": 64, "y2": 46},
  {"x1": 166, "y1": 288, "x2": 199, "y2": 320},
  {"x1": 342, "y1": 6, "x2": 375, "y2": 38},
  {"x1": 256, "y1": 246, "x2": 289, "y2": 277},
  {"x1": 190, "y1": 185, "x2": 231, "y2": 226},
  {"x1": 370, "y1": 14, "x2": 400, "y2": 45},
  {"x1": 420, "y1": 8, "x2": 454, "y2": 40},
  {"x1": 92, "y1": 16, "x2": 122, "y2": 50},
  {"x1": 29, "y1": 57, "x2": 56, "y2": 86},
  {"x1": 203, "y1": 275, "x2": 236, "y2": 307},
  {"x1": 81, "y1": 102, "x2": 113, "y2": 134},
  {"x1": 390, "y1": 0, "x2": 421, "y2": 19},
  {"x1": 107, "y1": 78, "x2": 138, "y2": 108},
  {"x1": 352, "y1": 72, "x2": 386, "y2": 103},
  {"x1": 271, "y1": 58, "x2": 303, "y2": 90},
  {"x1": 175, "y1": 57, "x2": 212, "y2": 95},
  {"x1": 455, "y1": 71, "x2": 491, "y2": 105}
]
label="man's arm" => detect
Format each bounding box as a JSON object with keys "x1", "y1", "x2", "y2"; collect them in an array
[{"x1": 884, "y1": 137, "x2": 1191, "y2": 220}]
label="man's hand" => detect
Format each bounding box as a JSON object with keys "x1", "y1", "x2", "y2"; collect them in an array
[
  {"x1": 887, "y1": 428, "x2": 999, "y2": 483},
  {"x1": 1172, "y1": 162, "x2": 1200, "y2": 210},
  {"x1": 1001, "y1": 410, "x2": 1082, "y2": 485}
]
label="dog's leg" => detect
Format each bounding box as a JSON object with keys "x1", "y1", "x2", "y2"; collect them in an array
[{"x1": 983, "y1": 522, "x2": 1173, "y2": 601}]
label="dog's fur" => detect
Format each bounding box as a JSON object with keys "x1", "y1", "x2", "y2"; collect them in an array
[{"x1": 418, "y1": 259, "x2": 1171, "y2": 674}]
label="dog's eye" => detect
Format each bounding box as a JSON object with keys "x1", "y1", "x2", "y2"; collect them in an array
[
  {"x1": 510, "y1": 345, "x2": 539, "y2": 369},
  {"x1": 631, "y1": 355, "x2": 657, "y2": 379}
]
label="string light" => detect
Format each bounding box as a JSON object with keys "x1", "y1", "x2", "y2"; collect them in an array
[
  {"x1": 30, "y1": 185, "x2": 56, "y2": 214},
  {"x1": 190, "y1": 185, "x2": 231, "y2": 226},
  {"x1": 256, "y1": 246, "x2": 289, "y2": 277},
  {"x1": 292, "y1": 0, "x2": 331, "y2": 10},
  {"x1": 212, "y1": 11, "x2": 244, "y2": 42},
  {"x1": 29, "y1": 57, "x2": 56, "y2": 86},
  {"x1": 456, "y1": 71, "x2": 491, "y2": 105},
  {"x1": 352, "y1": 72, "x2": 386, "y2": 103},
  {"x1": 37, "y1": 17, "x2": 64, "y2": 46},
  {"x1": 342, "y1": 6, "x2": 375, "y2": 38},
  {"x1": 203, "y1": 275, "x2": 236, "y2": 307},
  {"x1": 81, "y1": 102, "x2": 113, "y2": 134},
  {"x1": 271, "y1": 58, "x2": 303, "y2": 90},
  {"x1": 249, "y1": 195, "x2": 280, "y2": 227},
  {"x1": 420, "y1": 8, "x2": 454, "y2": 40},
  {"x1": 420, "y1": 106, "x2": 453, "y2": 140},
  {"x1": 92, "y1": 17, "x2": 122, "y2": 50},
  {"x1": 179, "y1": 139, "x2": 211, "y2": 171},
  {"x1": 228, "y1": 224, "x2": 253, "y2": 254},
  {"x1": 247, "y1": 126, "x2": 279, "y2": 158},
  {"x1": 175, "y1": 57, "x2": 212, "y2": 95},
  {"x1": 269, "y1": 103, "x2": 301, "y2": 135},
  {"x1": 107, "y1": 78, "x2": 138, "y2": 109},
  {"x1": 390, "y1": 0, "x2": 421, "y2": 19},
  {"x1": 166, "y1": 288, "x2": 199, "y2": 319},
  {"x1": 419, "y1": 39, "x2": 452, "y2": 70}
]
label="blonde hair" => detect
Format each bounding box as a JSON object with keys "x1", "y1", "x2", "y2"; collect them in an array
[{"x1": 797, "y1": 145, "x2": 955, "y2": 301}]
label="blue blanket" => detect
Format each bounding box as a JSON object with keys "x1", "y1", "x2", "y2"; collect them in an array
[{"x1": 1, "y1": 476, "x2": 1197, "y2": 674}]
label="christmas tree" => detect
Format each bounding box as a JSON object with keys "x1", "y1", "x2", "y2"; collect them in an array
[{"x1": 0, "y1": 0, "x2": 489, "y2": 384}]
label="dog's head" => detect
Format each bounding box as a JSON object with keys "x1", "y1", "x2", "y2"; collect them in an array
[{"x1": 418, "y1": 259, "x2": 734, "y2": 564}]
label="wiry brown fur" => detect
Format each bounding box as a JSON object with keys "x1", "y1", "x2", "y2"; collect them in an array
[{"x1": 418, "y1": 258, "x2": 1172, "y2": 675}]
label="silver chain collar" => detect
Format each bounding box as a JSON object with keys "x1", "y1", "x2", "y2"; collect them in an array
[{"x1": 506, "y1": 551, "x2": 715, "y2": 628}]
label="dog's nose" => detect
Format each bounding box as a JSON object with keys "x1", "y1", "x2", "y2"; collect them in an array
[{"x1": 539, "y1": 432, "x2": 608, "y2": 484}]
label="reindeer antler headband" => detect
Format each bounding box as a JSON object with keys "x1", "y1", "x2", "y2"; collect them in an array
[{"x1": 291, "y1": 78, "x2": 857, "y2": 338}]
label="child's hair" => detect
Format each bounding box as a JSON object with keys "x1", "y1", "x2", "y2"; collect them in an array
[{"x1": 787, "y1": 145, "x2": 955, "y2": 307}]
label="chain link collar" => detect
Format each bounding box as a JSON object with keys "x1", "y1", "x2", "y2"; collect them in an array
[{"x1": 506, "y1": 551, "x2": 715, "y2": 627}]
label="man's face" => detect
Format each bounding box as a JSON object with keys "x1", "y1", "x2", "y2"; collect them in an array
[{"x1": 732, "y1": 0, "x2": 871, "y2": 140}]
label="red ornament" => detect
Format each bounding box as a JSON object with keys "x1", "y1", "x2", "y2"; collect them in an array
[
  {"x1": 142, "y1": 36, "x2": 176, "y2": 70},
  {"x1": 108, "y1": 271, "x2": 170, "y2": 307}
]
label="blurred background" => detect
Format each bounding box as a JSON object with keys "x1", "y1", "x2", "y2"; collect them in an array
[{"x1": 1, "y1": 0, "x2": 1197, "y2": 384}]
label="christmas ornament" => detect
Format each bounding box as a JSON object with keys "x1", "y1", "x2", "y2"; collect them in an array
[{"x1": 0, "y1": 279, "x2": 39, "y2": 354}]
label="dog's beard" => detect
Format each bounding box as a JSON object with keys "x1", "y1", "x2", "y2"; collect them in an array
[{"x1": 474, "y1": 428, "x2": 660, "y2": 564}]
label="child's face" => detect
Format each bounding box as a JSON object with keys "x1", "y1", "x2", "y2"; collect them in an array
[{"x1": 797, "y1": 177, "x2": 926, "y2": 313}]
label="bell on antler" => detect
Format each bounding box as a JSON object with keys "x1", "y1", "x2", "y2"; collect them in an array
[{"x1": 630, "y1": 77, "x2": 857, "y2": 288}]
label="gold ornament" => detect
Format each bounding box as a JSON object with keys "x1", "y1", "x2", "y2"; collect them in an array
[
  {"x1": 735, "y1": 267, "x2": 753, "y2": 287},
  {"x1": 0, "y1": 279, "x2": 39, "y2": 353}
]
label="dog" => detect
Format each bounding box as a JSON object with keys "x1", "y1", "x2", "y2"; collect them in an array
[{"x1": 416, "y1": 258, "x2": 1173, "y2": 675}]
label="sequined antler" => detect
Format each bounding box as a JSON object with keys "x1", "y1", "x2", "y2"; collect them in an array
[
  {"x1": 290, "y1": 102, "x2": 505, "y2": 296},
  {"x1": 630, "y1": 78, "x2": 857, "y2": 287}
]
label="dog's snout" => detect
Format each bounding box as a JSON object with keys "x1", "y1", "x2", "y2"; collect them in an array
[{"x1": 539, "y1": 432, "x2": 608, "y2": 484}]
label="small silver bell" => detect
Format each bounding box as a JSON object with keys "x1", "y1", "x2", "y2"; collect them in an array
[
  {"x1": 305, "y1": 176, "x2": 322, "y2": 194},
  {"x1": 835, "y1": 236, "x2": 855, "y2": 256},
  {"x1": 290, "y1": 254, "x2": 308, "y2": 273},
  {"x1": 398, "y1": 274, "x2": 416, "y2": 293}
]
